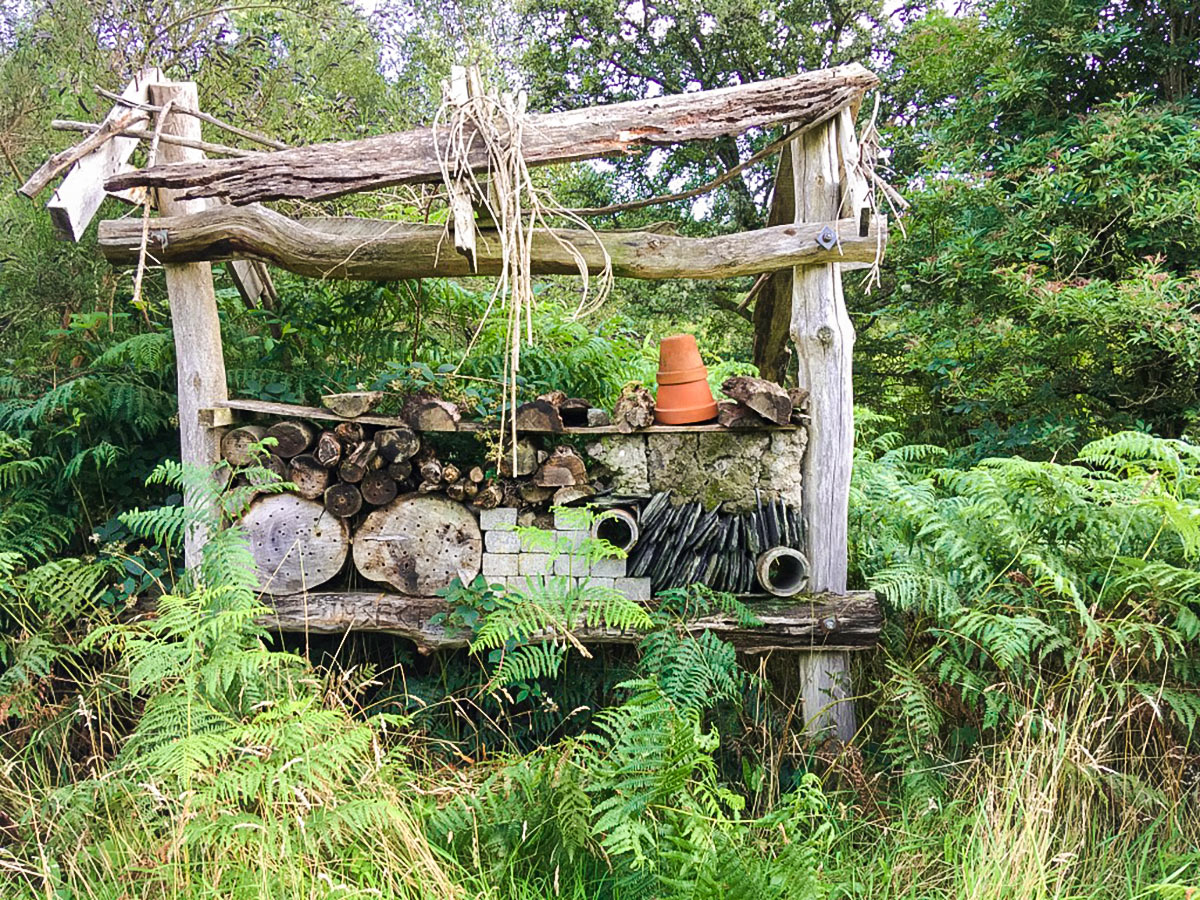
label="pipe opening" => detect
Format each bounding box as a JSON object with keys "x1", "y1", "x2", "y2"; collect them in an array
[
  {"x1": 756, "y1": 546, "x2": 808, "y2": 597},
  {"x1": 591, "y1": 508, "x2": 639, "y2": 552}
]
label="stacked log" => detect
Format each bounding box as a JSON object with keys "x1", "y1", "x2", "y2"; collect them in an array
[{"x1": 719, "y1": 376, "x2": 807, "y2": 427}]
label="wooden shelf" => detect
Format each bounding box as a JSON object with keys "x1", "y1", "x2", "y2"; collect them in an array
[{"x1": 204, "y1": 397, "x2": 804, "y2": 435}]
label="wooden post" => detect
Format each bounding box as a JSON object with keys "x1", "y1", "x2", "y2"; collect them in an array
[
  {"x1": 150, "y1": 81, "x2": 229, "y2": 570},
  {"x1": 789, "y1": 108, "x2": 867, "y2": 742}
]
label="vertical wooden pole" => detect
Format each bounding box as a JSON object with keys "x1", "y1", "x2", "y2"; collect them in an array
[
  {"x1": 790, "y1": 109, "x2": 865, "y2": 742},
  {"x1": 149, "y1": 82, "x2": 229, "y2": 570}
]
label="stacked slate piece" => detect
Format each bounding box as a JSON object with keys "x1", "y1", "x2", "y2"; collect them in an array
[{"x1": 628, "y1": 490, "x2": 804, "y2": 594}]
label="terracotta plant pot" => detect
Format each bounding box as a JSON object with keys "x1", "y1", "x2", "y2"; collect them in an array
[{"x1": 655, "y1": 334, "x2": 718, "y2": 424}]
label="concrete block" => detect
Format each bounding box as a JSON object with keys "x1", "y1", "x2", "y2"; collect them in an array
[
  {"x1": 614, "y1": 577, "x2": 652, "y2": 604},
  {"x1": 585, "y1": 576, "x2": 615, "y2": 590},
  {"x1": 553, "y1": 553, "x2": 590, "y2": 576},
  {"x1": 482, "y1": 552, "x2": 519, "y2": 577},
  {"x1": 553, "y1": 508, "x2": 590, "y2": 531},
  {"x1": 485, "y1": 576, "x2": 508, "y2": 590},
  {"x1": 518, "y1": 553, "x2": 553, "y2": 576},
  {"x1": 479, "y1": 506, "x2": 518, "y2": 530},
  {"x1": 485, "y1": 530, "x2": 522, "y2": 554},
  {"x1": 556, "y1": 529, "x2": 587, "y2": 551},
  {"x1": 590, "y1": 557, "x2": 627, "y2": 578}
]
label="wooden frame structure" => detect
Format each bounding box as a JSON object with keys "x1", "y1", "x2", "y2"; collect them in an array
[{"x1": 27, "y1": 63, "x2": 886, "y2": 741}]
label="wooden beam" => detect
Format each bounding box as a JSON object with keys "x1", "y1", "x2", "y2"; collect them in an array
[
  {"x1": 258, "y1": 590, "x2": 881, "y2": 654},
  {"x1": 153, "y1": 81, "x2": 230, "y2": 571},
  {"x1": 97, "y1": 205, "x2": 885, "y2": 280},
  {"x1": 105, "y1": 64, "x2": 879, "y2": 204}
]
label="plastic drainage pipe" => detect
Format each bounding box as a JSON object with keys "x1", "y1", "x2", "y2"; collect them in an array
[
  {"x1": 755, "y1": 546, "x2": 809, "y2": 597},
  {"x1": 590, "y1": 508, "x2": 640, "y2": 552}
]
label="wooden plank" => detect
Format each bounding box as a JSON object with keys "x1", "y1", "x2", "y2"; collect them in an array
[
  {"x1": 42, "y1": 68, "x2": 161, "y2": 240},
  {"x1": 105, "y1": 64, "x2": 879, "y2": 204},
  {"x1": 97, "y1": 205, "x2": 885, "y2": 280},
  {"x1": 153, "y1": 81, "x2": 229, "y2": 570},
  {"x1": 258, "y1": 589, "x2": 880, "y2": 653},
  {"x1": 207, "y1": 397, "x2": 802, "y2": 435}
]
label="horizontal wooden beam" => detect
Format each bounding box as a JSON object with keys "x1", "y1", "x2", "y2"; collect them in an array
[
  {"x1": 97, "y1": 205, "x2": 885, "y2": 280},
  {"x1": 260, "y1": 590, "x2": 881, "y2": 654},
  {"x1": 105, "y1": 64, "x2": 879, "y2": 204}
]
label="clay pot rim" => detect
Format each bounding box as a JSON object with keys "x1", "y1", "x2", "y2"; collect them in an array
[
  {"x1": 655, "y1": 400, "x2": 718, "y2": 424},
  {"x1": 656, "y1": 363, "x2": 709, "y2": 385}
]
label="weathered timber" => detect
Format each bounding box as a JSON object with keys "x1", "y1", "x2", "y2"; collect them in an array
[
  {"x1": 386, "y1": 459, "x2": 413, "y2": 482},
  {"x1": 339, "y1": 441, "x2": 377, "y2": 483},
  {"x1": 717, "y1": 401, "x2": 770, "y2": 429},
  {"x1": 324, "y1": 482, "x2": 363, "y2": 518},
  {"x1": 403, "y1": 395, "x2": 460, "y2": 431},
  {"x1": 240, "y1": 493, "x2": 349, "y2": 594},
  {"x1": 373, "y1": 427, "x2": 420, "y2": 463},
  {"x1": 361, "y1": 471, "x2": 399, "y2": 506},
  {"x1": 721, "y1": 376, "x2": 792, "y2": 425},
  {"x1": 419, "y1": 458, "x2": 443, "y2": 483},
  {"x1": 265, "y1": 420, "x2": 316, "y2": 458},
  {"x1": 498, "y1": 438, "x2": 539, "y2": 477},
  {"x1": 613, "y1": 384, "x2": 655, "y2": 434},
  {"x1": 441, "y1": 463, "x2": 461, "y2": 484},
  {"x1": 473, "y1": 482, "x2": 503, "y2": 509},
  {"x1": 553, "y1": 484, "x2": 595, "y2": 507},
  {"x1": 352, "y1": 494, "x2": 482, "y2": 594},
  {"x1": 445, "y1": 482, "x2": 466, "y2": 501},
  {"x1": 97, "y1": 206, "x2": 884, "y2": 280},
  {"x1": 514, "y1": 400, "x2": 563, "y2": 433},
  {"x1": 107, "y1": 65, "x2": 878, "y2": 203},
  {"x1": 321, "y1": 391, "x2": 383, "y2": 418},
  {"x1": 467, "y1": 466, "x2": 485, "y2": 485},
  {"x1": 535, "y1": 446, "x2": 588, "y2": 487},
  {"x1": 334, "y1": 421, "x2": 366, "y2": 444},
  {"x1": 315, "y1": 431, "x2": 343, "y2": 468},
  {"x1": 259, "y1": 590, "x2": 880, "y2": 653},
  {"x1": 288, "y1": 453, "x2": 331, "y2": 500},
  {"x1": 220, "y1": 424, "x2": 266, "y2": 466}
]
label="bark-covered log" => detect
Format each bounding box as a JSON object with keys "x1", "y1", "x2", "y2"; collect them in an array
[
  {"x1": 499, "y1": 438, "x2": 539, "y2": 477},
  {"x1": 721, "y1": 376, "x2": 792, "y2": 426},
  {"x1": 361, "y1": 470, "x2": 399, "y2": 506},
  {"x1": 334, "y1": 421, "x2": 366, "y2": 444},
  {"x1": 535, "y1": 446, "x2": 587, "y2": 487},
  {"x1": 514, "y1": 400, "x2": 563, "y2": 433},
  {"x1": 374, "y1": 426, "x2": 420, "y2": 463},
  {"x1": 473, "y1": 482, "x2": 503, "y2": 509},
  {"x1": 107, "y1": 65, "x2": 878, "y2": 203},
  {"x1": 321, "y1": 391, "x2": 383, "y2": 418},
  {"x1": 445, "y1": 482, "x2": 466, "y2": 501},
  {"x1": 260, "y1": 590, "x2": 881, "y2": 653},
  {"x1": 717, "y1": 400, "x2": 770, "y2": 429},
  {"x1": 98, "y1": 206, "x2": 885, "y2": 281},
  {"x1": 247, "y1": 453, "x2": 289, "y2": 488},
  {"x1": 386, "y1": 459, "x2": 413, "y2": 482},
  {"x1": 265, "y1": 420, "x2": 316, "y2": 458},
  {"x1": 403, "y1": 394, "x2": 460, "y2": 432},
  {"x1": 315, "y1": 430, "x2": 343, "y2": 468},
  {"x1": 339, "y1": 441, "x2": 378, "y2": 483},
  {"x1": 288, "y1": 453, "x2": 331, "y2": 500},
  {"x1": 419, "y1": 458, "x2": 443, "y2": 483},
  {"x1": 220, "y1": 424, "x2": 266, "y2": 466},
  {"x1": 553, "y1": 484, "x2": 595, "y2": 506},
  {"x1": 442, "y1": 463, "x2": 461, "y2": 484},
  {"x1": 613, "y1": 384, "x2": 655, "y2": 433},
  {"x1": 324, "y1": 482, "x2": 363, "y2": 518}
]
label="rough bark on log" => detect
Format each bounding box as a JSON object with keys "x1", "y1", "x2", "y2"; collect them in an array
[
  {"x1": 463, "y1": 481, "x2": 479, "y2": 499},
  {"x1": 339, "y1": 441, "x2": 378, "y2": 483},
  {"x1": 614, "y1": 384, "x2": 655, "y2": 434},
  {"x1": 288, "y1": 453, "x2": 331, "y2": 500},
  {"x1": 220, "y1": 424, "x2": 266, "y2": 466},
  {"x1": 473, "y1": 482, "x2": 503, "y2": 509},
  {"x1": 361, "y1": 471, "x2": 399, "y2": 506},
  {"x1": 240, "y1": 494, "x2": 349, "y2": 595},
  {"x1": 442, "y1": 463, "x2": 461, "y2": 484},
  {"x1": 535, "y1": 446, "x2": 588, "y2": 487},
  {"x1": 717, "y1": 401, "x2": 770, "y2": 429},
  {"x1": 721, "y1": 376, "x2": 792, "y2": 425},
  {"x1": 98, "y1": 206, "x2": 885, "y2": 280},
  {"x1": 387, "y1": 459, "x2": 413, "y2": 482},
  {"x1": 553, "y1": 484, "x2": 595, "y2": 506},
  {"x1": 259, "y1": 590, "x2": 880, "y2": 653},
  {"x1": 419, "y1": 458, "x2": 443, "y2": 483},
  {"x1": 107, "y1": 65, "x2": 878, "y2": 203},
  {"x1": 247, "y1": 453, "x2": 289, "y2": 488},
  {"x1": 265, "y1": 420, "x2": 316, "y2": 458},
  {"x1": 373, "y1": 426, "x2": 420, "y2": 463},
  {"x1": 324, "y1": 482, "x2": 363, "y2": 518},
  {"x1": 315, "y1": 431, "x2": 343, "y2": 468},
  {"x1": 518, "y1": 483, "x2": 556, "y2": 505},
  {"x1": 352, "y1": 494, "x2": 482, "y2": 594},
  {"x1": 445, "y1": 482, "x2": 466, "y2": 501},
  {"x1": 334, "y1": 421, "x2": 366, "y2": 444},
  {"x1": 321, "y1": 391, "x2": 383, "y2": 418},
  {"x1": 403, "y1": 394, "x2": 460, "y2": 431},
  {"x1": 514, "y1": 400, "x2": 564, "y2": 433},
  {"x1": 536, "y1": 390, "x2": 567, "y2": 409}
]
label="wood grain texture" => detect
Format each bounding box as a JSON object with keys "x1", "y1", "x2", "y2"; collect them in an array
[
  {"x1": 257, "y1": 590, "x2": 880, "y2": 654},
  {"x1": 97, "y1": 205, "x2": 885, "y2": 280},
  {"x1": 106, "y1": 64, "x2": 878, "y2": 203},
  {"x1": 352, "y1": 494, "x2": 482, "y2": 594},
  {"x1": 240, "y1": 494, "x2": 350, "y2": 594}
]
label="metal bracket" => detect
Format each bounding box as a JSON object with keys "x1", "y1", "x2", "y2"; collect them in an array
[{"x1": 816, "y1": 225, "x2": 837, "y2": 250}]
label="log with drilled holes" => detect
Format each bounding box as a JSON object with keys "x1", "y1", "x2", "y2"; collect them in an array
[
  {"x1": 239, "y1": 493, "x2": 349, "y2": 594},
  {"x1": 352, "y1": 494, "x2": 482, "y2": 594},
  {"x1": 288, "y1": 453, "x2": 331, "y2": 500},
  {"x1": 265, "y1": 420, "x2": 316, "y2": 458}
]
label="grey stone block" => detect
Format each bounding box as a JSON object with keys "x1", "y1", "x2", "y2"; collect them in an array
[
  {"x1": 590, "y1": 557, "x2": 627, "y2": 578},
  {"x1": 556, "y1": 529, "x2": 587, "y2": 551},
  {"x1": 553, "y1": 508, "x2": 590, "y2": 531},
  {"x1": 585, "y1": 576, "x2": 615, "y2": 590},
  {"x1": 485, "y1": 530, "x2": 522, "y2": 554},
  {"x1": 553, "y1": 554, "x2": 589, "y2": 576},
  {"x1": 479, "y1": 506, "x2": 518, "y2": 530},
  {"x1": 518, "y1": 553, "x2": 553, "y2": 576},
  {"x1": 613, "y1": 577, "x2": 652, "y2": 604},
  {"x1": 482, "y1": 553, "x2": 519, "y2": 577}
]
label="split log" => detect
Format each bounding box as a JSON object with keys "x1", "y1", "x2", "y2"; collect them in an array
[
  {"x1": 352, "y1": 494, "x2": 482, "y2": 594},
  {"x1": 220, "y1": 424, "x2": 266, "y2": 466},
  {"x1": 324, "y1": 482, "x2": 363, "y2": 518},
  {"x1": 559, "y1": 398, "x2": 591, "y2": 427},
  {"x1": 445, "y1": 482, "x2": 466, "y2": 501},
  {"x1": 247, "y1": 453, "x2": 289, "y2": 488},
  {"x1": 98, "y1": 206, "x2": 886, "y2": 281},
  {"x1": 387, "y1": 459, "x2": 413, "y2": 482},
  {"x1": 514, "y1": 400, "x2": 563, "y2": 433},
  {"x1": 239, "y1": 494, "x2": 349, "y2": 595},
  {"x1": 403, "y1": 394, "x2": 460, "y2": 431},
  {"x1": 717, "y1": 400, "x2": 770, "y2": 429},
  {"x1": 265, "y1": 420, "x2": 316, "y2": 458},
  {"x1": 339, "y1": 441, "x2": 378, "y2": 483},
  {"x1": 721, "y1": 376, "x2": 792, "y2": 426},
  {"x1": 315, "y1": 431, "x2": 343, "y2": 468},
  {"x1": 463, "y1": 481, "x2": 479, "y2": 499},
  {"x1": 361, "y1": 471, "x2": 399, "y2": 506},
  {"x1": 467, "y1": 466, "x2": 485, "y2": 484},
  {"x1": 473, "y1": 482, "x2": 503, "y2": 509},
  {"x1": 553, "y1": 485, "x2": 595, "y2": 506},
  {"x1": 322, "y1": 390, "x2": 383, "y2": 418},
  {"x1": 518, "y1": 483, "x2": 556, "y2": 505},
  {"x1": 442, "y1": 463, "x2": 461, "y2": 484},
  {"x1": 788, "y1": 387, "x2": 810, "y2": 424},
  {"x1": 374, "y1": 426, "x2": 420, "y2": 463},
  {"x1": 288, "y1": 453, "x2": 331, "y2": 500},
  {"x1": 499, "y1": 438, "x2": 539, "y2": 477},
  {"x1": 613, "y1": 385, "x2": 655, "y2": 433},
  {"x1": 419, "y1": 458, "x2": 443, "y2": 483},
  {"x1": 418, "y1": 479, "x2": 442, "y2": 494},
  {"x1": 334, "y1": 421, "x2": 366, "y2": 444},
  {"x1": 260, "y1": 590, "x2": 881, "y2": 653},
  {"x1": 535, "y1": 447, "x2": 588, "y2": 488},
  {"x1": 107, "y1": 64, "x2": 878, "y2": 203},
  {"x1": 536, "y1": 390, "x2": 567, "y2": 409}
]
